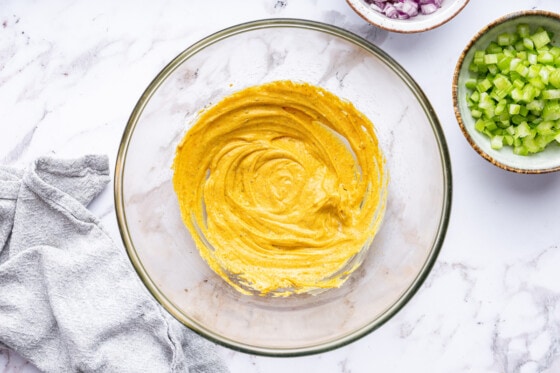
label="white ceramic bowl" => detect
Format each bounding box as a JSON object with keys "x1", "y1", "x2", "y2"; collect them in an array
[
  {"x1": 453, "y1": 10, "x2": 560, "y2": 174},
  {"x1": 346, "y1": 0, "x2": 470, "y2": 33}
]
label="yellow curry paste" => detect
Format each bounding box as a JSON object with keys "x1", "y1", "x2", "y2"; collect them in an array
[{"x1": 173, "y1": 80, "x2": 387, "y2": 297}]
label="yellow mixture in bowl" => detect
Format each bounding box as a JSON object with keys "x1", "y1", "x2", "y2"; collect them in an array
[{"x1": 172, "y1": 80, "x2": 387, "y2": 297}]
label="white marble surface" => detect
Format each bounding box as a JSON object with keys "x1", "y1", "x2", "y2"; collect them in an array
[{"x1": 2, "y1": 0, "x2": 560, "y2": 372}]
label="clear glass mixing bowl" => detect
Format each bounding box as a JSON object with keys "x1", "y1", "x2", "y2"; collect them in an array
[{"x1": 115, "y1": 18, "x2": 452, "y2": 356}]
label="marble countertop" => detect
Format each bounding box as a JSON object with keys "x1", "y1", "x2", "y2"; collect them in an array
[{"x1": 2, "y1": 0, "x2": 560, "y2": 372}]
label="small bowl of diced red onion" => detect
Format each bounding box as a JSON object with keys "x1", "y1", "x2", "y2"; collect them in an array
[
  {"x1": 346, "y1": 0, "x2": 469, "y2": 33},
  {"x1": 453, "y1": 10, "x2": 560, "y2": 174}
]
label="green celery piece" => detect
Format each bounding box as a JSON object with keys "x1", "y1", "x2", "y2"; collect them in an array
[
  {"x1": 522, "y1": 136, "x2": 542, "y2": 153},
  {"x1": 510, "y1": 87, "x2": 523, "y2": 101},
  {"x1": 523, "y1": 37, "x2": 535, "y2": 50},
  {"x1": 538, "y1": 51, "x2": 554, "y2": 64},
  {"x1": 528, "y1": 77, "x2": 546, "y2": 90},
  {"x1": 514, "y1": 145, "x2": 529, "y2": 155},
  {"x1": 474, "y1": 50, "x2": 485, "y2": 65},
  {"x1": 509, "y1": 103, "x2": 521, "y2": 115},
  {"x1": 504, "y1": 135, "x2": 514, "y2": 145},
  {"x1": 493, "y1": 74, "x2": 512, "y2": 90},
  {"x1": 543, "y1": 101, "x2": 560, "y2": 121},
  {"x1": 542, "y1": 89, "x2": 560, "y2": 100},
  {"x1": 514, "y1": 63, "x2": 529, "y2": 77},
  {"x1": 516, "y1": 121, "x2": 533, "y2": 138},
  {"x1": 527, "y1": 99, "x2": 544, "y2": 113},
  {"x1": 477, "y1": 78, "x2": 492, "y2": 93},
  {"x1": 471, "y1": 109, "x2": 483, "y2": 118},
  {"x1": 486, "y1": 42, "x2": 502, "y2": 54},
  {"x1": 539, "y1": 67, "x2": 550, "y2": 84},
  {"x1": 512, "y1": 78, "x2": 525, "y2": 89},
  {"x1": 465, "y1": 78, "x2": 478, "y2": 90},
  {"x1": 475, "y1": 119, "x2": 486, "y2": 132},
  {"x1": 484, "y1": 54, "x2": 498, "y2": 65},
  {"x1": 522, "y1": 84, "x2": 539, "y2": 102},
  {"x1": 498, "y1": 33, "x2": 515, "y2": 46},
  {"x1": 535, "y1": 134, "x2": 555, "y2": 149},
  {"x1": 550, "y1": 46, "x2": 560, "y2": 57},
  {"x1": 528, "y1": 53, "x2": 538, "y2": 65},
  {"x1": 497, "y1": 55, "x2": 513, "y2": 72},
  {"x1": 470, "y1": 90, "x2": 480, "y2": 102},
  {"x1": 512, "y1": 115, "x2": 526, "y2": 125},
  {"x1": 495, "y1": 100, "x2": 507, "y2": 115},
  {"x1": 491, "y1": 135, "x2": 504, "y2": 149},
  {"x1": 536, "y1": 121, "x2": 556, "y2": 136},
  {"x1": 531, "y1": 30, "x2": 551, "y2": 49},
  {"x1": 517, "y1": 23, "x2": 531, "y2": 38}
]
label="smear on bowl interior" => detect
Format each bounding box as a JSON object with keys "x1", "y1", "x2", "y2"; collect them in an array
[{"x1": 172, "y1": 80, "x2": 388, "y2": 297}]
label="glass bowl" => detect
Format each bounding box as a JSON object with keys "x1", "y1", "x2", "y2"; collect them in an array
[
  {"x1": 115, "y1": 19, "x2": 452, "y2": 356},
  {"x1": 453, "y1": 10, "x2": 560, "y2": 174}
]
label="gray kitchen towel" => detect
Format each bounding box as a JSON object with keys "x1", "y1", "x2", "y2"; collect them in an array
[{"x1": 0, "y1": 155, "x2": 228, "y2": 373}]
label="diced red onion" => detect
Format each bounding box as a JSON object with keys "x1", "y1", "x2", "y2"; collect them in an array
[
  {"x1": 364, "y1": 0, "x2": 444, "y2": 19},
  {"x1": 420, "y1": 3, "x2": 438, "y2": 14}
]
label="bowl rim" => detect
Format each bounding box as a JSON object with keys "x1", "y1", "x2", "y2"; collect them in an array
[
  {"x1": 114, "y1": 18, "x2": 453, "y2": 357},
  {"x1": 452, "y1": 10, "x2": 560, "y2": 174},
  {"x1": 345, "y1": 0, "x2": 470, "y2": 34}
]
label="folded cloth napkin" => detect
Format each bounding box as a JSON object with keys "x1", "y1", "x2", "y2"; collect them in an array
[{"x1": 0, "y1": 155, "x2": 228, "y2": 373}]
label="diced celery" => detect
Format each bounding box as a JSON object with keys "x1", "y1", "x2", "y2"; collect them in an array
[
  {"x1": 528, "y1": 53, "x2": 538, "y2": 65},
  {"x1": 475, "y1": 119, "x2": 486, "y2": 132},
  {"x1": 517, "y1": 23, "x2": 531, "y2": 38},
  {"x1": 536, "y1": 121, "x2": 556, "y2": 135},
  {"x1": 477, "y1": 78, "x2": 492, "y2": 93},
  {"x1": 470, "y1": 90, "x2": 480, "y2": 102},
  {"x1": 538, "y1": 51, "x2": 554, "y2": 64},
  {"x1": 474, "y1": 50, "x2": 485, "y2": 65},
  {"x1": 491, "y1": 135, "x2": 504, "y2": 149},
  {"x1": 527, "y1": 99, "x2": 545, "y2": 113},
  {"x1": 471, "y1": 109, "x2": 482, "y2": 119},
  {"x1": 497, "y1": 56, "x2": 513, "y2": 72},
  {"x1": 484, "y1": 54, "x2": 498, "y2": 65},
  {"x1": 523, "y1": 37, "x2": 535, "y2": 50},
  {"x1": 531, "y1": 30, "x2": 551, "y2": 49},
  {"x1": 465, "y1": 78, "x2": 478, "y2": 90},
  {"x1": 539, "y1": 68, "x2": 550, "y2": 85},
  {"x1": 487, "y1": 42, "x2": 503, "y2": 54},
  {"x1": 550, "y1": 46, "x2": 560, "y2": 57},
  {"x1": 542, "y1": 89, "x2": 560, "y2": 100},
  {"x1": 498, "y1": 33, "x2": 515, "y2": 46},
  {"x1": 550, "y1": 70, "x2": 560, "y2": 88},
  {"x1": 514, "y1": 63, "x2": 529, "y2": 77},
  {"x1": 513, "y1": 78, "x2": 525, "y2": 89},
  {"x1": 495, "y1": 100, "x2": 507, "y2": 115},
  {"x1": 464, "y1": 23, "x2": 560, "y2": 154},
  {"x1": 543, "y1": 101, "x2": 560, "y2": 120},
  {"x1": 509, "y1": 103, "x2": 521, "y2": 115},
  {"x1": 516, "y1": 121, "x2": 532, "y2": 137},
  {"x1": 504, "y1": 135, "x2": 514, "y2": 145}
]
